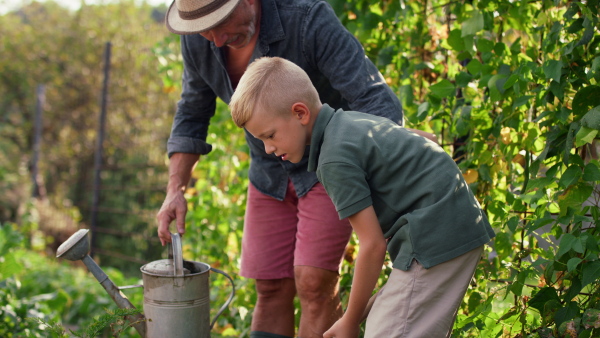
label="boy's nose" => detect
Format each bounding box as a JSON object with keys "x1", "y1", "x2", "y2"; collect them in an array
[{"x1": 264, "y1": 143, "x2": 276, "y2": 155}]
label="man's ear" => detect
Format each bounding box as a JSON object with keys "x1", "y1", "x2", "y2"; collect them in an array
[{"x1": 291, "y1": 102, "x2": 310, "y2": 124}]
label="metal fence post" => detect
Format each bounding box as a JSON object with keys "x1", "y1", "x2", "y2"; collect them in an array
[{"x1": 90, "y1": 41, "x2": 111, "y2": 257}]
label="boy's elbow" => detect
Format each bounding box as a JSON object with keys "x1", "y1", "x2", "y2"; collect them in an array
[{"x1": 371, "y1": 238, "x2": 387, "y2": 259}]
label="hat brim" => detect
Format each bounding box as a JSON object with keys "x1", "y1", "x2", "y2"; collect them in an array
[{"x1": 165, "y1": 0, "x2": 242, "y2": 35}]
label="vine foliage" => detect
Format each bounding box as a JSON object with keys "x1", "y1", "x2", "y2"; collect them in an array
[{"x1": 323, "y1": 0, "x2": 600, "y2": 336}]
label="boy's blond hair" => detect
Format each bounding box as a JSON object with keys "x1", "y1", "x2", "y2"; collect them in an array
[{"x1": 230, "y1": 57, "x2": 320, "y2": 127}]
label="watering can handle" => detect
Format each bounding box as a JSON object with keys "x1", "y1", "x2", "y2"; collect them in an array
[
  {"x1": 168, "y1": 233, "x2": 184, "y2": 277},
  {"x1": 209, "y1": 267, "x2": 236, "y2": 330}
]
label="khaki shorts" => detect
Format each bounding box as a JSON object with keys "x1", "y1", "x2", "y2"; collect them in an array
[
  {"x1": 365, "y1": 246, "x2": 484, "y2": 338},
  {"x1": 240, "y1": 180, "x2": 353, "y2": 280}
]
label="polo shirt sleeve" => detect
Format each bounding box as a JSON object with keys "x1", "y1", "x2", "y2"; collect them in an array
[{"x1": 317, "y1": 162, "x2": 373, "y2": 220}]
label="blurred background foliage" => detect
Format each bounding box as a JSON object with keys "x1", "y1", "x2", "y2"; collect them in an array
[{"x1": 1, "y1": 0, "x2": 599, "y2": 337}]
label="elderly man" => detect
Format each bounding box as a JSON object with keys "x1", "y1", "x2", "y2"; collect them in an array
[{"x1": 157, "y1": 0, "x2": 433, "y2": 336}]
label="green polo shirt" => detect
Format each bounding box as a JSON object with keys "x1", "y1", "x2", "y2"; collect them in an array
[{"x1": 308, "y1": 104, "x2": 495, "y2": 270}]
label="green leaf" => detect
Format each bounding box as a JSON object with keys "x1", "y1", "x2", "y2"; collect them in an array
[
  {"x1": 529, "y1": 287, "x2": 560, "y2": 313},
  {"x1": 461, "y1": 10, "x2": 484, "y2": 37},
  {"x1": 0, "y1": 252, "x2": 23, "y2": 279},
  {"x1": 583, "y1": 163, "x2": 600, "y2": 181},
  {"x1": 476, "y1": 38, "x2": 494, "y2": 53},
  {"x1": 582, "y1": 308, "x2": 600, "y2": 329},
  {"x1": 513, "y1": 95, "x2": 534, "y2": 109},
  {"x1": 575, "y1": 126, "x2": 598, "y2": 147},
  {"x1": 377, "y1": 46, "x2": 395, "y2": 67},
  {"x1": 417, "y1": 102, "x2": 430, "y2": 122},
  {"x1": 456, "y1": 71, "x2": 473, "y2": 87},
  {"x1": 567, "y1": 257, "x2": 582, "y2": 272},
  {"x1": 543, "y1": 60, "x2": 564, "y2": 82},
  {"x1": 488, "y1": 74, "x2": 508, "y2": 101},
  {"x1": 429, "y1": 79, "x2": 455, "y2": 98},
  {"x1": 573, "y1": 86, "x2": 600, "y2": 117},
  {"x1": 582, "y1": 260, "x2": 600, "y2": 287},
  {"x1": 447, "y1": 29, "x2": 465, "y2": 51},
  {"x1": 498, "y1": 307, "x2": 520, "y2": 321},
  {"x1": 555, "y1": 302, "x2": 580, "y2": 327},
  {"x1": 580, "y1": 105, "x2": 600, "y2": 130},
  {"x1": 467, "y1": 59, "x2": 482, "y2": 75},
  {"x1": 503, "y1": 74, "x2": 519, "y2": 90},
  {"x1": 559, "y1": 165, "x2": 582, "y2": 188},
  {"x1": 558, "y1": 233, "x2": 576, "y2": 257},
  {"x1": 467, "y1": 292, "x2": 483, "y2": 313},
  {"x1": 494, "y1": 42, "x2": 506, "y2": 56}
]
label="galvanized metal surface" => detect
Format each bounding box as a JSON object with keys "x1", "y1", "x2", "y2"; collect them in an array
[
  {"x1": 141, "y1": 261, "x2": 212, "y2": 338},
  {"x1": 58, "y1": 230, "x2": 235, "y2": 338}
]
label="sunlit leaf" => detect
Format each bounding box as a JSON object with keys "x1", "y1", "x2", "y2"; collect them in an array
[
  {"x1": 575, "y1": 126, "x2": 598, "y2": 147},
  {"x1": 429, "y1": 79, "x2": 455, "y2": 98},
  {"x1": 559, "y1": 165, "x2": 582, "y2": 188},
  {"x1": 476, "y1": 38, "x2": 494, "y2": 53},
  {"x1": 461, "y1": 10, "x2": 484, "y2": 37}
]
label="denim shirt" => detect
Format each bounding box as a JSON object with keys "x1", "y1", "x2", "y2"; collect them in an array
[{"x1": 168, "y1": 0, "x2": 403, "y2": 200}]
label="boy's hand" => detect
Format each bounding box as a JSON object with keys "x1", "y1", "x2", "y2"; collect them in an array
[{"x1": 323, "y1": 317, "x2": 359, "y2": 338}]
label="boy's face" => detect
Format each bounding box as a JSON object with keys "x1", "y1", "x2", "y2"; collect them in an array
[
  {"x1": 199, "y1": 0, "x2": 257, "y2": 49},
  {"x1": 244, "y1": 104, "x2": 310, "y2": 163}
]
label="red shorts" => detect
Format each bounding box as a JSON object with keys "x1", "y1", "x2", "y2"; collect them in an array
[{"x1": 240, "y1": 180, "x2": 353, "y2": 280}]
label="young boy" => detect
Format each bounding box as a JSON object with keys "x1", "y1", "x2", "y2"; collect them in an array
[{"x1": 230, "y1": 57, "x2": 495, "y2": 337}]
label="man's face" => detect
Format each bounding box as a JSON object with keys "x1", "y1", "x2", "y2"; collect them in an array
[
  {"x1": 199, "y1": 0, "x2": 258, "y2": 49},
  {"x1": 244, "y1": 108, "x2": 309, "y2": 164}
]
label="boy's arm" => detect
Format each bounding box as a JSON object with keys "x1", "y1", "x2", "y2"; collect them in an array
[{"x1": 324, "y1": 206, "x2": 387, "y2": 338}]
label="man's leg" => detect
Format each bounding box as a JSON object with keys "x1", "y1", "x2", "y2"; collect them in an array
[
  {"x1": 251, "y1": 278, "x2": 296, "y2": 337},
  {"x1": 295, "y1": 183, "x2": 353, "y2": 337},
  {"x1": 295, "y1": 266, "x2": 343, "y2": 338},
  {"x1": 240, "y1": 181, "x2": 301, "y2": 337}
]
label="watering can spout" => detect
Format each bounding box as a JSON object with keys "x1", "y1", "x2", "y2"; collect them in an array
[{"x1": 57, "y1": 229, "x2": 147, "y2": 337}]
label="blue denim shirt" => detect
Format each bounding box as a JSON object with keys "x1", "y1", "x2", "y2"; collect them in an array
[{"x1": 168, "y1": 0, "x2": 403, "y2": 200}]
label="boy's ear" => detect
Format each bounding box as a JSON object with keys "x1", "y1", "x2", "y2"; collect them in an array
[{"x1": 291, "y1": 102, "x2": 310, "y2": 124}]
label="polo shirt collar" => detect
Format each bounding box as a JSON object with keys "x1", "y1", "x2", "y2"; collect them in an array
[{"x1": 308, "y1": 104, "x2": 336, "y2": 172}]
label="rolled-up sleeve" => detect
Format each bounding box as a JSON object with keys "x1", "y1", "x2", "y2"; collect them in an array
[{"x1": 167, "y1": 38, "x2": 218, "y2": 157}]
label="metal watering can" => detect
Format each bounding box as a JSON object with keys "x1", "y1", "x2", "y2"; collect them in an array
[{"x1": 56, "y1": 229, "x2": 235, "y2": 337}]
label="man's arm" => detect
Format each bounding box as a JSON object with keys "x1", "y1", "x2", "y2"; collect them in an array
[
  {"x1": 303, "y1": 2, "x2": 438, "y2": 144},
  {"x1": 324, "y1": 206, "x2": 387, "y2": 337},
  {"x1": 156, "y1": 152, "x2": 200, "y2": 246}
]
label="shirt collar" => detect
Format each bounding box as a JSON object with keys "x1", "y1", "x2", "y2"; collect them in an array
[
  {"x1": 308, "y1": 104, "x2": 336, "y2": 172},
  {"x1": 259, "y1": 0, "x2": 285, "y2": 47}
]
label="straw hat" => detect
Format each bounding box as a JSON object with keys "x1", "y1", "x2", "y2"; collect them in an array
[{"x1": 166, "y1": 0, "x2": 243, "y2": 35}]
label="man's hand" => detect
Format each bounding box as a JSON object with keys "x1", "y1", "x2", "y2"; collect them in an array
[
  {"x1": 156, "y1": 153, "x2": 200, "y2": 246},
  {"x1": 323, "y1": 317, "x2": 360, "y2": 338},
  {"x1": 157, "y1": 190, "x2": 188, "y2": 246}
]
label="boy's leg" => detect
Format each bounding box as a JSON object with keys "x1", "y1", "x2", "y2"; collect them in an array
[
  {"x1": 365, "y1": 246, "x2": 484, "y2": 338},
  {"x1": 240, "y1": 182, "x2": 300, "y2": 337},
  {"x1": 295, "y1": 182, "x2": 353, "y2": 338}
]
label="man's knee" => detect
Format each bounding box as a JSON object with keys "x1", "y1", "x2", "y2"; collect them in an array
[
  {"x1": 255, "y1": 278, "x2": 296, "y2": 301},
  {"x1": 294, "y1": 266, "x2": 339, "y2": 301}
]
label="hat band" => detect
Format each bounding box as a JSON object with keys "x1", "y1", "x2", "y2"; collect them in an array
[{"x1": 178, "y1": 0, "x2": 231, "y2": 20}]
